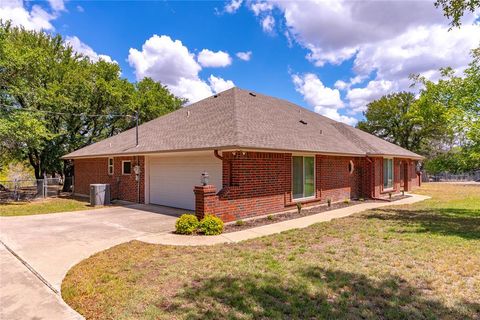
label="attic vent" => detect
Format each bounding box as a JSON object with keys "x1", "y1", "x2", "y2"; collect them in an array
[
  {"x1": 186, "y1": 110, "x2": 191, "y2": 118},
  {"x1": 299, "y1": 120, "x2": 307, "y2": 125},
  {"x1": 319, "y1": 129, "x2": 323, "y2": 134},
  {"x1": 213, "y1": 94, "x2": 218, "y2": 98},
  {"x1": 249, "y1": 92, "x2": 256, "y2": 97}
]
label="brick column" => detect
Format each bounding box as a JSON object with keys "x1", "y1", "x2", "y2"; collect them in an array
[{"x1": 193, "y1": 185, "x2": 217, "y2": 220}]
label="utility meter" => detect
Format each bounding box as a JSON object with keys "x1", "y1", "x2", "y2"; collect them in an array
[{"x1": 134, "y1": 165, "x2": 141, "y2": 181}]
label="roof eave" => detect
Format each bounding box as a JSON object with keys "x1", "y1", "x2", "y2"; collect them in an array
[
  {"x1": 62, "y1": 145, "x2": 369, "y2": 160},
  {"x1": 366, "y1": 153, "x2": 424, "y2": 160}
]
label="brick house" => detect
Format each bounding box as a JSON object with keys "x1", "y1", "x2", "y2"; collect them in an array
[{"x1": 63, "y1": 88, "x2": 423, "y2": 222}]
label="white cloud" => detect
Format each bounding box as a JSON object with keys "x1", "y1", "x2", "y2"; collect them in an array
[
  {"x1": 353, "y1": 24, "x2": 480, "y2": 81},
  {"x1": 65, "y1": 36, "x2": 114, "y2": 63},
  {"x1": 76, "y1": 5, "x2": 84, "y2": 13},
  {"x1": 169, "y1": 78, "x2": 213, "y2": 104},
  {"x1": 128, "y1": 35, "x2": 201, "y2": 85},
  {"x1": 250, "y1": 0, "x2": 480, "y2": 115},
  {"x1": 250, "y1": 2, "x2": 272, "y2": 16},
  {"x1": 128, "y1": 34, "x2": 235, "y2": 103},
  {"x1": 236, "y1": 51, "x2": 252, "y2": 61},
  {"x1": 274, "y1": 0, "x2": 453, "y2": 66},
  {"x1": 197, "y1": 49, "x2": 232, "y2": 68},
  {"x1": 0, "y1": 0, "x2": 56, "y2": 31},
  {"x1": 224, "y1": 0, "x2": 243, "y2": 13},
  {"x1": 334, "y1": 75, "x2": 367, "y2": 91},
  {"x1": 208, "y1": 75, "x2": 235, "y2": 93},
  {"x1": 292, "y1": 73, "x2": 343, "y2": 109},
  {"x1": 334, "y1": 80, "x2": 348, "y2": 91},
  {"x1": 292, "y1": 73, "x2": 356, "y2": 125},
  {"x1": 47, "y1": 0, "x2": 65, "y2": 12},
  {"x1": 261, "y1": 15, "x2": 275, "y2": 33},
  {"x1": 346, "y1": 80, "x2": 396, "y2": 113}
]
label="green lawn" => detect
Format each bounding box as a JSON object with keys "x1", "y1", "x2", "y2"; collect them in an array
[
  {"x1": 62, "y1": 183, "x2": 480, "y2": 320},
  {"x1": 0, "y1": 197, "x2": 94, "y2": 216}
]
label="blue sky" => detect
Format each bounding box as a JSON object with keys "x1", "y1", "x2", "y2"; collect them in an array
[{"x1": 1, "y1": 0, "x2": 479, "y2": 125}]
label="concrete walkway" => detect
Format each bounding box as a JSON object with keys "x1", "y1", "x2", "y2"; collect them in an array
[
  {"x1": 0, "y1": 204, "x2": 180, "y2": 320},
  {"x1": 0, "y1": 244, "x2": 82, "y2": 320},
  {"x1": 138, "y1": 193, "x2": 431, "y2": 246}
]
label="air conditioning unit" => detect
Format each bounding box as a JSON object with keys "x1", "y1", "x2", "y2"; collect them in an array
[{"x1": 90, "y1": 184, "x2": 111, "y2": 206}]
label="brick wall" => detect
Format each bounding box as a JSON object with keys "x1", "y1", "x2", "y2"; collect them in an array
[
  {"x1": 370, "y1": 158, "x2": 420, "y2": 197},
  {"x1": 210, "y1": 152, "x2": 288, "y2": 221},
  {"x1": 317, "y1": 155, "x2": 366, "y2": 203},
  {"x1": 74, "y1": 151, "x2": 420, "y2": 221},
  {"x1": 73, "y1": 156, "x2": 145, "y2": 203},
  {"x1": 195, "y1": 151, "x2": 373, "y2": 222}
]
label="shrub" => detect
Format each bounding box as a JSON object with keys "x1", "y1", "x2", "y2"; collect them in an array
[
  {"x1": 267, "y1": 214, "x2": 275, "y2": 221},
  {"x1": 235, "y1": 220, "x2": 245, "y2": 226},
  {"x1": 388, "y1": 192, "x2": 393, "y2": 200},
  {"x1": 296, "y1": 202, "x2": 302, "y2": 214},
  {"x1": 175, "y1": 214, "x2": 199, "y2": 235},
  {"x1": 327, "y1": 198, "x2": 332, "y2": 207},
  {"x1": 359, "y1": 197, "x2": 365, "y2": 201},
  {"x1": 343, "y1": 198, "x2": 350, "y2": 204},
  {"x1": 199, "y1": 215, "x2": 224, "y2": 235}
]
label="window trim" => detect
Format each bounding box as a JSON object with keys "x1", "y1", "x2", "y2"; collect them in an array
[
  {"x1": 108, "y1": 158, "x2": 114, "y2": 175},
  {"x1": 382, "y1": 157, "x2": 394, "y2": 191},
  {"x1": 122, "y1": 160, "x2": 132, "y2": 175},
  {"x1": 292, "y1": 155, "x2": 316, "y2": 202}
]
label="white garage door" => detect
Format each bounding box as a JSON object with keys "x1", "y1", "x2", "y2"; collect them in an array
[{"x1": 149, "y1": 154, "x2": 222, "y2": 210}]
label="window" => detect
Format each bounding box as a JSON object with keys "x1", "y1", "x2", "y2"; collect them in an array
[
  {"x1": 122, "y1": 161, "x2": 132, "y2": 175},
  {"x1": 108, "y1": 158, "x2": 114, "y2": 175},
  {"x1": 348, "y1": 160, "x2": 354, "y2": 174},
  {"x1": 383, "y1": 158, "x2": 393, "y2": 189},
  {"x1": 293, "y1": 156, "x2": 315, "y2": 199}
]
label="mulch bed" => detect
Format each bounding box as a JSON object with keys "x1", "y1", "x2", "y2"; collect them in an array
[{"x1": 223, "y1": 195, "x2": 411, "y2": 233}]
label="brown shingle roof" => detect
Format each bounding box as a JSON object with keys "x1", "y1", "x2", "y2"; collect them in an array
[{"x1": 63, "y1": 87, "x2": 423, "y2": 159}]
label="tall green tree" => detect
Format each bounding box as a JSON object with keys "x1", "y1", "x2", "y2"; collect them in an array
[
  {"x1": 0, "y1": 22, "x2": 184, "y2": 178},
  {"x1": 413, "y1": 48, "x2": 480, "y2": 172},
  {"x1": 358, "y1": 48, "x2": 480, "y2": 174},
  {"x1": 357, "y1": 92, "x2": 450, "y2": 155},
  {"x1": 434, "y1": 0, "x2": 480, "y2": 27}
]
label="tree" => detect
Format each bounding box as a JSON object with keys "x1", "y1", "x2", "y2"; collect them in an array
[
  {"x1": 0, "y1": 22, "x2": 184, "y2": 178},
  {"x1": 358, "y1": 48, "x2": 480, "y2": 174},
  {"x1": 434, "y1": 0, "x2": 480, "y2": 28},
  {"x1": 356, "y1": 92, "x2": 450, "y2": 155},
  {"x1": 413, "y1": 48, "x2": 480, "y2": 172}
]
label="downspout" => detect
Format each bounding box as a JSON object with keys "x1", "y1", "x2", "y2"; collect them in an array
[
  {"x1": 136, "y1": 155, "x2": 140, "y2": 203},
  {"x1": 214, "y1": 150, "x2": 232, "y2": 187},
  {"x1": 365, "y1": 157, "x2": 374, "y2": 199}
]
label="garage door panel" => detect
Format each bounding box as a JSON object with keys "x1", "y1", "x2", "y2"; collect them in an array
[{"x1": 149, "y1": 155, "x2": 222, "y2": 210}]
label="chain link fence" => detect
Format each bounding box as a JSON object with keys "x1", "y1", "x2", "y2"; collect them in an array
[
  {"x1": 422, "y1": 170, "x2": 480, "y2": 182},
  {"x1": 0, "y1": 177, "x2": 73, "y2": 202}
]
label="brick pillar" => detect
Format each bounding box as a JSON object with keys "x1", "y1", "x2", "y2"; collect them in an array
[{"x1": 194, "y1": 185, "x2": 217, "y2": 220}]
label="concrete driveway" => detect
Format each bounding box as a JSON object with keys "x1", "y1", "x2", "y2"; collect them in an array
[{"x1": 0, "y1": 204, "x2": 181, "y2": 320}]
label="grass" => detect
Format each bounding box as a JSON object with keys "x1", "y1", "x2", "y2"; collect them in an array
[
  {"x1": 62, "y1": 183, "x2": 480, "y2": 319},
  {"x1": 0, "y1": 197, "x2": 94, "y2": 216}
]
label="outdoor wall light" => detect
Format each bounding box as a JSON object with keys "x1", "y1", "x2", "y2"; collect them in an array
[{"x1": 201, "y1": 171, "x2": 209, "y2": 186}]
